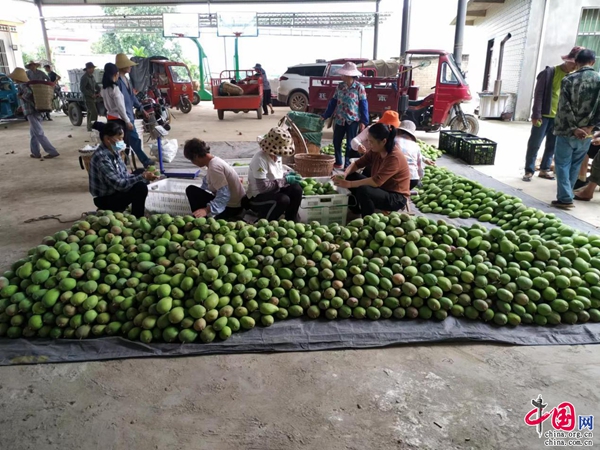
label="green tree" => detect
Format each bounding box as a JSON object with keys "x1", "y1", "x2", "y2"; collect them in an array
[
  {"x1": 91, "y1": 6, "x2": 183, "y2": 60},
  {"x1": 22, "y1": 46, "x2": 47, "y2": 65}
]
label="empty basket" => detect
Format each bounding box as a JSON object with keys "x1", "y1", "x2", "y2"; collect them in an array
[{"x1": 294, "y1": 154, "x2": 335, "y2": 177}]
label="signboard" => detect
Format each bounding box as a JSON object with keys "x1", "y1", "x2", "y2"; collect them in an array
[
  {"x1": 217, "y1": 12, "x2": 258, "y2": 37},
  {"x1": 163, "y1": 13, "x2": 199, "y2": 38}
]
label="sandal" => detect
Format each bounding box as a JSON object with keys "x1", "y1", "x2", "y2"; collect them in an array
[
  {"x1": 551, "y1": 200, "x2": 574, "y2": 209},
  {"x1": 522, "y1": 173, "x2": 533, "y2": 182},
  {"x1": 538, "y1": 171, "x2": 555, "y2": 180},
  {"x1": 574, "y1": 195, "x2": 591, "y2": 202}
]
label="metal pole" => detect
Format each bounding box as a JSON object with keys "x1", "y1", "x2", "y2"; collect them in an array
[
  {"x1": 190, "y1": 37, "x2": 212, "y2": 101},
  {"x1": 453, "y1": 0, "x2": 468, "y2": 68},
  {"x1": 35, "y1": 0, "x2": 52, "y2": 62},
  {"x1": 400, "y1": 0, "x2": 411, "y2": 58},
  {"x1": 234, "y1": 33, "x2": 240, "y2": 81},
  {"x1": 372, "y1": 0, "x2": 380, "y2": 59}
]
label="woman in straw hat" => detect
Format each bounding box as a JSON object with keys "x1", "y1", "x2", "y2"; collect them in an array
[
  {"x1": 115, "y1": 53, "x2": 154, "y2": 167},
  {"x1": 333, "y1": 123, "x2": 410, "y2": 217},
  {"x1": 9, "y1": 67, "x2": 60, "y2": 159},
  {"x1": 321, "y1": 61, "x2": 369, "y2": 169},
  {"x1": 245, "y1": 127, "x2": 303, "y2": 221},
  {"x1": 395, "y1": 120, "x2": 434, "y2": 189}
]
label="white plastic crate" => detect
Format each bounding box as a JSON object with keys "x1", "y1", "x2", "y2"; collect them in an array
[
  {"x1": 146, "y1": 178, "x2": 204, "y2": 216},
  {"x1": 298, "y1": 176, "x2": 349, "y2": 226}
]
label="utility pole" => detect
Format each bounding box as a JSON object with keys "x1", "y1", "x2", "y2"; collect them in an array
[
  {"x1": 400, "y1": 0, "x2": 411, "y2": 58},
  {"x1": 35, "y1": 0, "x2": 52, "y2": 62},
  {"x1": 373, "y1": 0, "x2": 380, "y2": 60},
  {"x1": 453, "y1": 0, "x2": 468, "y2": 68}
]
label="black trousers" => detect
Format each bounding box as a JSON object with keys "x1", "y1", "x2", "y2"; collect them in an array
[
  {"x1": 185, "y1": 185, "x2": 242, "y2": 220},
  {"x1": 94, "y1": 181, "x2": 148, "y2": 218},
  {"x1": 246, "y1": 184, "x2": 302, "y2": 221},
  {"x1": 347, "y1": 173, "x2": 407, "y2": 216},
  {"x1": 263, "y1": 89, "x2": 272, "y2": 114}
]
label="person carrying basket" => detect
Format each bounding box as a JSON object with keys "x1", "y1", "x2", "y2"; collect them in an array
[{"x1": 9, "y1": 68, "x2": 59, "y2": 160}]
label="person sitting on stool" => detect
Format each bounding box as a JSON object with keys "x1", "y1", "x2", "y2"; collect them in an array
[
  {"x1": 245, "y1": 127, "x2": 302, "y2": 221},
  {"x1": 183, "y1": 138, "x2": 246, "y2": 220},
  {"x1": 333, "y1": 123, "x2": 410, "y2": 217},
  {"x1": 88, "y1": 121, "x2": 157, "y2": 218}
]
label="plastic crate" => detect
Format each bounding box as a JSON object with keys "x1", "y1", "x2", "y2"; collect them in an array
[
  {"x1": 146, "y1": 178, "x2": 204, "y2": 215},
  {"x1": 298, "y1": 177, "x2": 349, "y2": 226},
  {"x1": 459, "y1": 137, "x2": 497, "y2": 165},
  {"x1": 438, "y1": 130, "x2": 476, "y2": 156}
]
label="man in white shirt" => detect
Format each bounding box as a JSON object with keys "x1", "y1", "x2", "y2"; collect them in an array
[{"x1": 183, "y1": 139, "x2": 246, "y2": 219}]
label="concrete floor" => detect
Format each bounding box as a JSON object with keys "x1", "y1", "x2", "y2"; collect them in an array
[{"x1": 0, "y1": 105, "x2": 598, "y2": 449}]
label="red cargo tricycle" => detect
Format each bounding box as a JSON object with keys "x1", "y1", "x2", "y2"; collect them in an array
[{"x1": 211, "y1": 70, "x2": 264, "y2": 121}]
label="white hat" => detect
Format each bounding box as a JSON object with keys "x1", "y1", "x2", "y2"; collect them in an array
[
  {"x1": 337, "y1": 62, "x2": 362, "y2": 77},
  {"x1": 398, "y1": 120, "x2": 417, "y2": 141},
  {"x1": 258, "y1": 127, "x2": 295, "y2": 156}
]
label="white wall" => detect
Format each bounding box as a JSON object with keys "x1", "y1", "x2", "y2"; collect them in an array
[
  {"x1": 0, "y1": 28, "x2": 23, "y2": 73},
  {"x1": 469, "y1": 0, "x2": 534, "y2": 116}
]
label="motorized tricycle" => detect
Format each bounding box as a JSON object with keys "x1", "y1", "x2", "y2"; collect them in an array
[
  {"x1": 308, "y1": 51, "x2": 478, "y2": 135},
  {"x1": 0, "y1": 73, "x2": 23, "y2": 120},
  {"x1": 403, "y1": 50, "x2": 478, "y2": 134},
  {"x1": 130, "y1": 57, "x2": 194, "y2": 114}
]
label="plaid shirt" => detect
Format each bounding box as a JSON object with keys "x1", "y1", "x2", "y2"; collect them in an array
[
  {"x1": 17, "y1": 84, "x2": 36, "y2": 116},
  {"x1": 88, "y1": 144, "x2": 144, "y2": 198}
]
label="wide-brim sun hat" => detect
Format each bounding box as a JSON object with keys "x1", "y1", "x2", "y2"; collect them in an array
[
  {"x1": 378, "y1": 110, "x2": 400, "y2": 128},
  {"x1": 258, "y1": 126, "x2": 295, "y2": 156},
  {"x1": 115, "y1": 53, "x2": 137, "y2": 69},
  {"x1": 398, "y1": 120, "x2": 417, "y2": 141},
  {"x1": 337, "y1": 62, "x2": 362, "y2": 77},
  {"x1": 9, "y1": 68, "x2": 29, "y2": 83}
]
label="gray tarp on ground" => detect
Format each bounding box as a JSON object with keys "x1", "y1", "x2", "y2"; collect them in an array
[
  {"x1": 1, "y1": 318, "x2": 599, "y2": 366},
  {"x1": 1, "y1": 151, "x2": 599, "y2": 365}
]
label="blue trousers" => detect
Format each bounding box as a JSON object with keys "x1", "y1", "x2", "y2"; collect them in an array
[
  {"x1": 554, "y1": 135, "x2": 591, "y2": 203},
  {"x1": 333, "y1": 121, "x2": 360, "y2": 167},
  {"x1": 524, "y1": 117, "x2": 555, "y2": 174},
  {"x1": 128, "y1": 125, "x2": 152, "y2": 167}
]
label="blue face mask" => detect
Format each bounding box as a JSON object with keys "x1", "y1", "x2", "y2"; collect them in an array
[{"x1": 112, "y1": 141, "x2": 126, "y2": 152}]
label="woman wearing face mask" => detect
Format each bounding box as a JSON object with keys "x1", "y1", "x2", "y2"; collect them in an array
[
  {"x1": 88, "y1": 121, "x2": 157, "y2": 217},
  {"x1": 333, "y1": 123, "x2": 411, "y2": 217}
]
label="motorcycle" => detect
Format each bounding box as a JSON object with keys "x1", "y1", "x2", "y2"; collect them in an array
[{"x1": 136, "y1": 86, "x2": 171, "y2": 132}]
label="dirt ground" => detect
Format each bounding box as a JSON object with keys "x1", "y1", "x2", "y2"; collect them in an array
[{"x1": 0, "y1": 105, "x2": 598, "y2": 450}]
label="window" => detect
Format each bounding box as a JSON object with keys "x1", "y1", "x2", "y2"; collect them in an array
[
  {"x1": 304, "y1": 65, "x2": 326, "y2": 77},
  {"x1": 577, "y1": 8, "x2": 600, "y2": 70},
  {"x1": 440, "y1": 62, "x2": 459, "y2": 85},
  {"x1": 169, "y1": 66, "x2": 191, "y2": 83},
  {"x1": 329, "y1": 64, "x2": 343, "y2": 76},
  {"x1": 284, "y1": 67, "x2": 307, "y2": 76},
  {"x1": 0, "y1": 40, "x2": 9, "y2": 75}
]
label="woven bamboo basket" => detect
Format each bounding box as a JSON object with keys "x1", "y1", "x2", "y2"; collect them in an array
[
  {"x1": 79, "y1": 148, "x2": 134, "y2": 172},
  {"x1": 294, "y1": 154, "x2": 335, "y2": 177},
  {"x1": 28, "y1": 81, "x2": 55, "y2": 112}
]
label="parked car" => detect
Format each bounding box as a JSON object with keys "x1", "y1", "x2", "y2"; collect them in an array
[{"x1": 277, "y1": 62, "x2": 328, "y2": 112}]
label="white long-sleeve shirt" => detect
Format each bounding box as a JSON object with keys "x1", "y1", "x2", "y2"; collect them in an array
[{"x1": 100, "y1": 85, "x2": 130, "y2": 124}]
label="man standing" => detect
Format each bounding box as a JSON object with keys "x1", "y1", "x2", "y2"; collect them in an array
[
  {"x1": 254, "y1": 63, "x2": 275, "y2": 116},
  {"x1": 552, "y1": 49, "x2": 600, "y2": 209},
  {"x1": 26, "y1": 61, "x2": 49, "y2": 81},
  {"x1": 80, "y1": 62, "x2": 98, "y2": 132},
  {"x1": 9, "y1": 68, "x2": 60, "y2": 159},
  {"x1": 115, "y1": 53, "x2": 153, "y2": 167},
  {"x1": 523, "y1": 47, "x2": 581, "y2": 182},
  {"x1": 44, "y1": 64, "x2": 61, "y2": 83}
]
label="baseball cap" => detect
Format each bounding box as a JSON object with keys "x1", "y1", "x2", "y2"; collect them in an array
[{"x1": 562, "y1": 46, "x2": 585, "y2": 62}]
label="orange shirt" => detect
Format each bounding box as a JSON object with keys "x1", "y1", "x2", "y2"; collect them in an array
[{"x1": 355, "y1": 146, "x2": 411, "y2": 197}]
